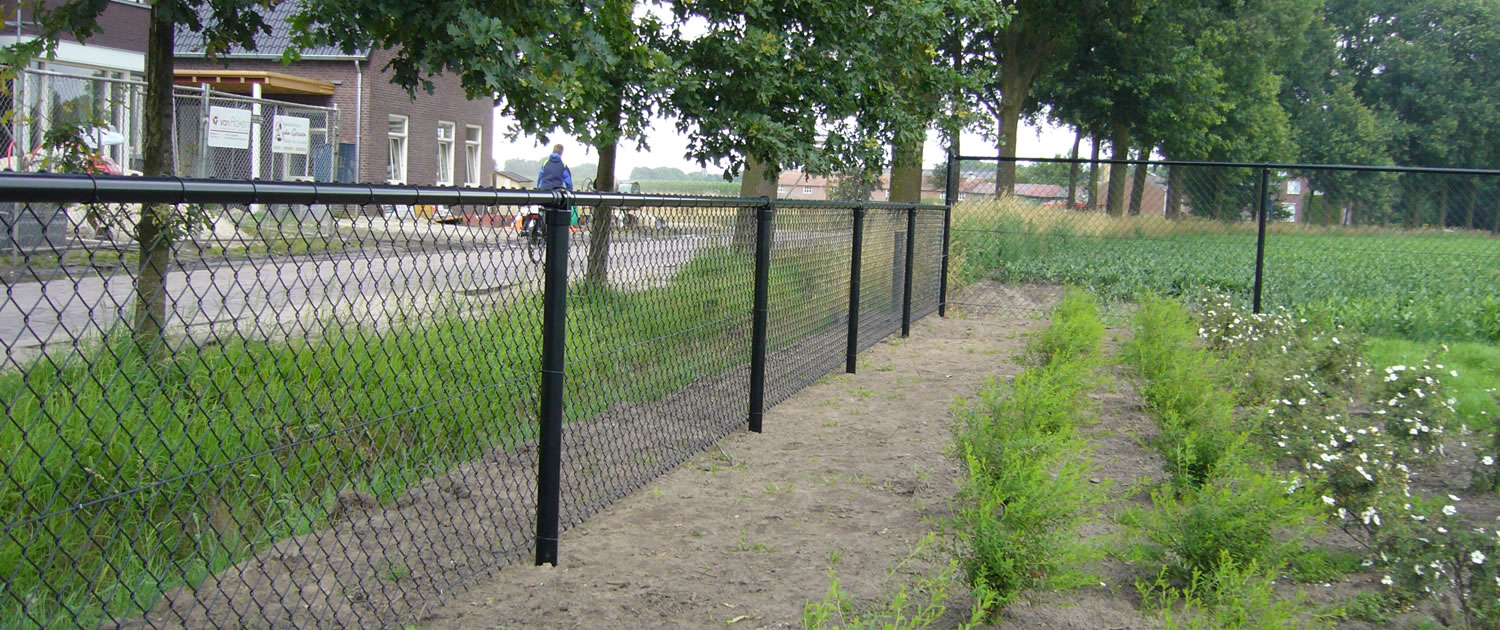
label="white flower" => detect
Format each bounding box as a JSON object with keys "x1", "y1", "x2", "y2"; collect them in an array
[
  {"x1": 1449, "y1": 494, "x2": 1462, "y2": 501},
  {"x1": 1484, "y1": 456, "x2": 1495, "y2": 466},
  {"x1": 1473, "y1": 551, "x2": 1487, "y2": 565},
  {"x1": 1381, "y1": 575, "x2": 1394, "y2": 585},
  {"x1": 1443, "y1": 505, "x2": 1458, "y2": 516},
  {"x1": 1322, "y1": 495, "x2": 1336, "y2": 505}
]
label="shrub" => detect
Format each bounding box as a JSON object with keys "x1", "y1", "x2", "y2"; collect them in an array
[
  {"x1": 1141, "y1": 553, "x2": 1328, "y2": 630},
  {"x1": 1123, "y1": 468, "x2": 1319, "y2": 585},
  {"x1": 952, "y1": 443, "x2": 1102, "y2": 611}
]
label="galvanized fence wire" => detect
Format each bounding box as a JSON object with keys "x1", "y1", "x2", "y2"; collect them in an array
[
  {"x1": 0, "y1": 175, "x2": 948, "y2": 629},
  {"x1": 945, "y1": 157, "x2": 1500, "y2": 343}
]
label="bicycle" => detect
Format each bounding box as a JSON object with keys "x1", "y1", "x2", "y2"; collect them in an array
[{"x1": 521, "y1": 208, "x2": 545, "y2": 264}]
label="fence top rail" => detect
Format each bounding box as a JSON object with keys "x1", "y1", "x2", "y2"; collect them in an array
[
  {"x1": 777, "y1": 198, "x2": 947, "y2": 212},
  {"x1": 0, "y1": 173, "x2": 949, "y2": 211},
  {"x1": 957, "y1": 154, "x2": 1500, "y2": 177}
]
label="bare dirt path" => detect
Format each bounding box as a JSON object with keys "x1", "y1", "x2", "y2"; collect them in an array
[{"x1": 419, "y1": 292, "x2": 1064, "y2": 630}]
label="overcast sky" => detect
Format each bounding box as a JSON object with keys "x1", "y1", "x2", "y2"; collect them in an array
[{"x1": 489, "y1": 109, "x2": 1086, "y2": 176}]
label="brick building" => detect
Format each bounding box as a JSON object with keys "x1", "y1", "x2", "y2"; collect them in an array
[
  {"x1": 175, "y1": 4, "x2": 494, "y2": 186},
  {"x1": 0, "y1": 1, "x2": 492, "y2": 186}
]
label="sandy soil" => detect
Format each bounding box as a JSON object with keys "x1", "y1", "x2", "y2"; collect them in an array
[{"x1": 415, "y1": 284, "x2": 1163, "y2": 630}]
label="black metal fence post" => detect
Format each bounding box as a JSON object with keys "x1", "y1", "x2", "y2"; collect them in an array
[
  {"x1": 747, "y1": 197, "x2": 774, "y2": 433},
  {"x1": 534, "y1": 190, "x2": 572, "y2": 567},
  {"x1": 901, "y1": 205, "x2": 916, "y2": 337},
  {"x1": 1253, "y1": 167, "x2": 1270, "y2": 314},
  {"x1": 846, "y1": 204, "x2": 866, "y2": 373},
  {"x1": 939, "y1": 151, "x2": 957, "y2": 317}
]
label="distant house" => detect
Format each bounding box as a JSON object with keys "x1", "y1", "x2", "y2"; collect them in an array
[
  {"x1": 174, "y1": 4, "x2": 494, "y2": 186},
  {"x1": 777, "y1": 172, "x2": 830, "y2": 200},
  {"x1": 958, "y1": 179, "x2": 995, "y2": 202},
  {"x1": 493, "y1": 170, "x2": 534, "y2": 189},
  {"x1": 1014, "y1": 184, "x2": 1068, "y2": 203},
  {"x1": 1272, "y1": 176, "x2": 1310, "y2": 222},
  {"x1": 1092, "y1": 174, "x2": 1169, "y2": 215}
]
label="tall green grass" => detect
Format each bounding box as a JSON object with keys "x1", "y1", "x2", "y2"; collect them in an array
[
  {"x1": 0, "y1": 245, "x2": 833, "y2": 629},
  {"x1": 949, "y1": 200, "x2": 1500, "y2": 343}
]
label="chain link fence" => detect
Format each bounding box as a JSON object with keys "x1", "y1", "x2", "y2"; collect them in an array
[
  {"x1": 946, "y1": 156, "x2": 1500, "y2": 344},
  {"x1": 3, "y1": 67, "x2": 339, "y2": 183},
  {"x1": 0, "y1": 174, "x2": 948, "y2": 628}
]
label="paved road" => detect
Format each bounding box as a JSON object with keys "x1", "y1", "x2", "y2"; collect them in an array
[{"x1": 0, "y1": 228, "x2": 717, "y2": 366}]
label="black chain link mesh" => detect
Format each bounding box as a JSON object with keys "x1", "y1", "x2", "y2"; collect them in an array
[{"x1": 0, "y1": 178, "x2": 948, "y2": 629}]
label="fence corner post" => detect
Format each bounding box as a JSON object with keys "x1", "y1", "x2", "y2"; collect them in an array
[
  {"x1": 535, "y1": 189, "x2": 572, "y2": 566},
  {"x1": 748, "y1": 196, "x2": 774, "y2": 433},
  {"x1": 1253, "y1": 166, "x2": 1270, "y2": 314},
  {"x1": 940, "y1": 151, "x2": 958, "y2": 318},
  {"x1": 938, "y1": 203, "x2": 952, "y2": 318},
  {"x1": 901, "y1": 204, "x2": 916, "y2": 337},
  {"x1": 846, "y1": 203, "x2": 866, "y2": 373}
]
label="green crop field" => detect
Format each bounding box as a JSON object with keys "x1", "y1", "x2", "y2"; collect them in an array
[{"x1": 950, "y1": 200, "x2": 1500, "y2": 343}]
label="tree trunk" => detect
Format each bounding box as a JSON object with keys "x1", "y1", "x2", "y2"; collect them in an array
[
  {"x1": 1086, "y1": 136, "x2": 1100, "y2": 211},
  {"x1": 1401, "y1": 176, "x2": 1418, "y2": 228},
  {"x1": 1436, "y1": 177, "x2": 1449, "y2": 229},
  {"x1": 1128, "y1": 147, "x2": 1148, "y2": 216},
  {"x1": 947, "y1": 132, "x2": 961, "y2": 204},
  {"x1": 889, "y1": 132, "x2": 922, "y2": 204},
  {"x1": 734, "y1": 156, "x2": 776, "y2": 250},
  {"x1": 995, "y1": 69, "x2": 1027, "y2": 199},
  {"x1": 1167, "y1": 162, "x2": 1184, "y2": 219},
  {"x1": 132, "y1": 3, "x2": 175, "y2": 358},
  {"x1": 585, "y1": 140, "x2": 619, "y2": 288},
  {"x1": 1066, "y1": 129, "x2": 1081, "y2": 210},
  {"x1": 1105, "y1": 123, "x2": 1129, "y2": 217},
  {"x1": 1464, "y1": 182, "x2": 1477, "y2": 229}
]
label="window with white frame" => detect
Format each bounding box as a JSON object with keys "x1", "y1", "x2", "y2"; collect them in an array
[
  {"x1": 436, "y1": 121, "x2": 455, "y2": 186},
  {"x1": 1286, "y1": 179, "x2": 1302, "y2": 195},
  {"x1": 464, "y1": 125, "x2": 482, "y2": 186},
  {"x1": 387, "y1": 115, "x2": 408, "y2": 184},
  {"x1": 958, "y1": 192, "x2": 967, "y2": 201},
  {"x1": 802, "y1": 186, "x2": 812, "y2": 195},
  {"x1": 777, "y1": 186, "x2": 788, "y2": 196}
]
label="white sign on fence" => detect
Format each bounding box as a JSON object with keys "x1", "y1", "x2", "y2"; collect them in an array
[
  {"x1": 271, "y1": 115, "x2": 310, "y2": 154},
  {"x1": 206, "y1": 106, "x2": 250, "y2": 149}
]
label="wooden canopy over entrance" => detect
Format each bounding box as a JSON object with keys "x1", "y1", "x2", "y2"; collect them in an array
[{"x1": 172, "y1": 70, "x2": 335, "y2": 96}]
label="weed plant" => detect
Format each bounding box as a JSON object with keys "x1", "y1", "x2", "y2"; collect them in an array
[
  {"x1": 1122, "y1": 296, "x2": 1247, "y2": 490},
  {"x1": 1121, "y1": 296, "x2": 1325, "y2": 622},
  {"x1": 1140, "y1": 553, "x2": 1328, "y2": 630},
  {"x1": 801, "y1": 534, "x2": 990, "y2": 630},
  {"x1": 949, "y1": 288, "x2": 1108, "y2": 614}
]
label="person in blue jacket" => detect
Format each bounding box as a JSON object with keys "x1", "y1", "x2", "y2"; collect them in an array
[
  {"x1": 527, "y1": 144, "x2": 573, "y2": 232},
  {"x1": 536, "y1": 144, "x2": 572, "y2": 191}
]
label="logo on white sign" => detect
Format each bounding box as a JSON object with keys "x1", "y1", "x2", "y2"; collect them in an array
[
  {"x1": 271, "y1": 116, "x2": 310, "y2": 154},
  {"x1": 206, "y1": 106, "x2": 251, "y2": 149}
]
